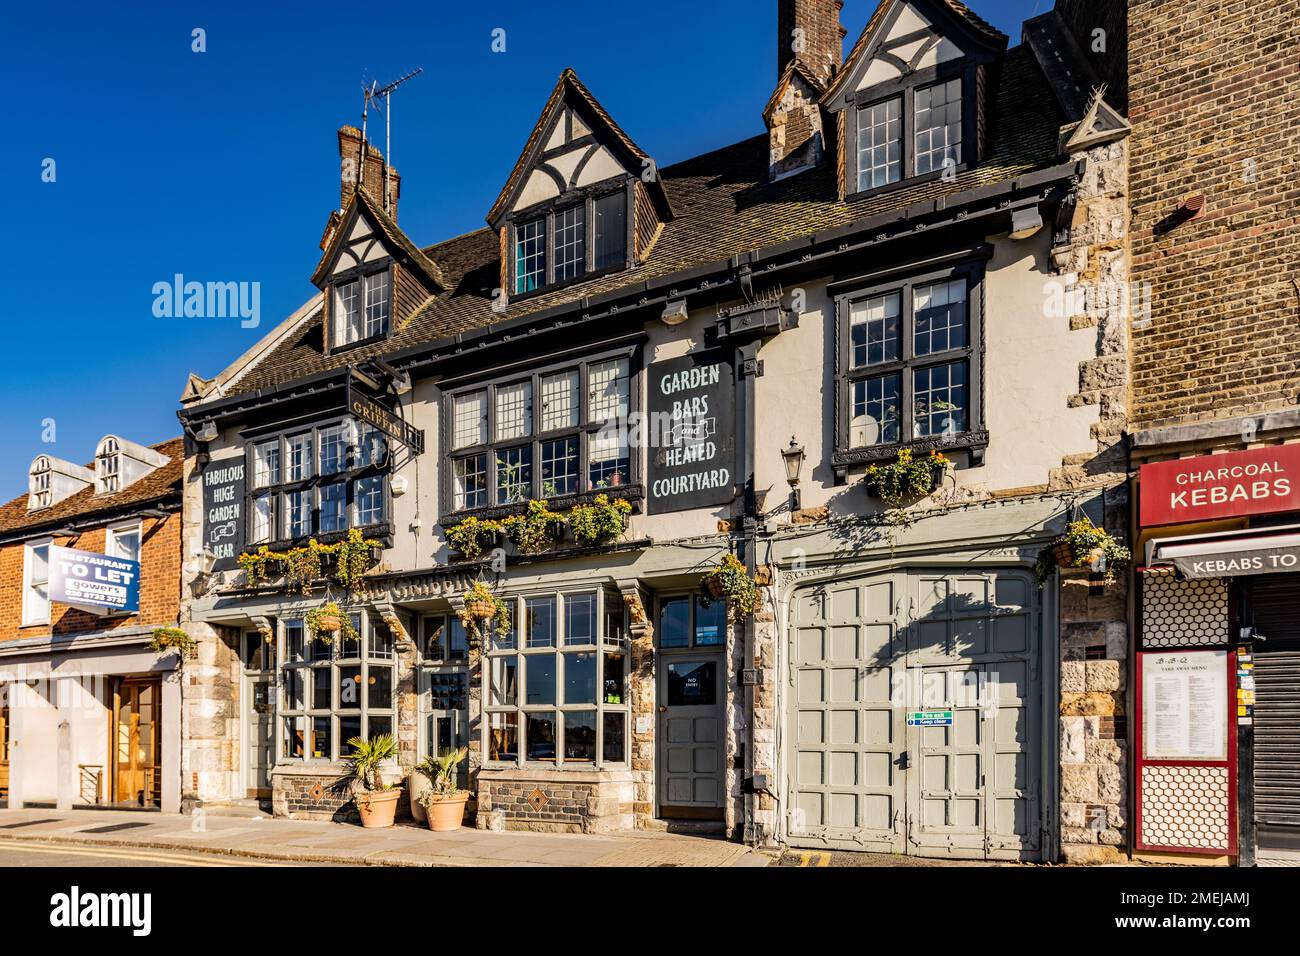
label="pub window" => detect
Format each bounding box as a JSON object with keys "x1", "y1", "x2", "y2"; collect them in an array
[
  {"x1": 445, "y1": 352, "x2": 634, "y2": 514},
  {"x1": 105, "y1": 521, "x2": 142, "y2": 564},
  {"x1": 485, "y1": 590, "x2": 629, "y2": 768},
  {"x1": 837, "y1": 262, "x2": 983, "y2": 455},
  {"x1": 418, "y1": 615, "x2": 470, "y2": 784},
  {"x1": 280, "y1": 613, "x2": 395, "y2": 761},
  {"x1": 333, "y1": 269, "x2": 391, "y2": 349},
  {"x1": 512, "y1": 188, "x2": 628, "y2": 296},
  {"x1": 658, "y1": 594, "x2": 727, "y2": 649},
  {"x1": 246, "y1": 418, "x2": 389, "y2": 547},
  {"x1": 850, "y1": 72, "x2": 967, "y2": 197}
]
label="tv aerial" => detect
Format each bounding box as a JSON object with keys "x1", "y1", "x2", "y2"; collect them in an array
[{"x1": 359, "y1": 67, "x2": 423, "y2": 215}]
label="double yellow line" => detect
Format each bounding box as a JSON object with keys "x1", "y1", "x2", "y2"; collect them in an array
[{"x1": 0, "y1": 838, "x2": 285, "y2": 867}]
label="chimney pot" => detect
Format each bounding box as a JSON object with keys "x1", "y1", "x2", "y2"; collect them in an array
[{"x1": 338, "y1": 125, "x2": 400, "y2": 221}]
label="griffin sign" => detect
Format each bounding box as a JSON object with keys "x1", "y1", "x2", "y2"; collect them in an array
[{"x1": 1140, "y1": 445, "x2": 1300, "y2": 527}]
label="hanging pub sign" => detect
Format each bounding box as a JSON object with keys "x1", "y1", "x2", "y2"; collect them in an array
[
  {"x1": 346, "y1": 378, "x2": 424, "y2": 455},
  {"x1": 1140, "y1": 444, "x2": 1300, "y2": 527},
  {"x1": 202, "y1": 458, "x2": 246, "y2": 572},
  {"x1": 48, "y1": 545, "x2": 140, "y2": 616},
  {"x1": 646, "y1": 349, "x2": 735, "y2": 514}
]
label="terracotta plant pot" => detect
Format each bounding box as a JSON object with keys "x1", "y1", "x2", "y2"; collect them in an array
[
  {"x1": 424, "y1": 792, "x2": 470, "y2": 832},
  {"x1": 408, "y1": 774, "x2": 431, "y2": 824},
  {"x1": 355, "y1": 788, "x2": 401, "y2": 828}
]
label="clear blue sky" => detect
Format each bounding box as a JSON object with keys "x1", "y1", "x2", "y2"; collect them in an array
[{"x1": 0, "y1": 0, "x2": 1044, "y2": 486}]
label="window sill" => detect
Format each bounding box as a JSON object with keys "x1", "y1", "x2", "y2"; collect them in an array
[
  {"x1": 844, "y1": 163, "x2": 971, "y2": 204},
  {"x1": 325, "y1": 330, "x2": 389, "y2": 357},
  {"x1": 445, "y1": 485, "x2": 644, "y2": 525},
  {"x1": 832, "y1": 430, "x2": 989, "y2": 474},
  {"x1": 509, "y1": 263, "x2": 629, "y2": 305}
]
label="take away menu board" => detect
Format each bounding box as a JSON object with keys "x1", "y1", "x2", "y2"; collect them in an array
[{"x1": 1141, "y1": 650, "x2": 1230, "y2": 762}]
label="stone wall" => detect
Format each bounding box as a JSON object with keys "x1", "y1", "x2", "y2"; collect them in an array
[
  {"x1": 180, "y1": 622, "x2": 241, "y2": 808},
  {"x1": 1049, "y1": 132, "x2": 1133, "y2": 864},
  {"x1": 476, "y1": 770, "x2": 634, "y2": 834},
  {"x1": 273, "y1": 767, "x2": 359, "y2": 822}
]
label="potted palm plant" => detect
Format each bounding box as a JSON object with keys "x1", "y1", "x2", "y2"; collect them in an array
[
  {"x1": 414, "y1": 747, "x2": 470, "y2": 831},
  {"x1": 345, "y1": 733, "x2": 402, "y2": 828}
]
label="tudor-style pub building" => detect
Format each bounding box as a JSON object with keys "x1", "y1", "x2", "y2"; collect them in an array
[{"x1": 176, "y1": 0, "x2": 1134, "y2": 861}]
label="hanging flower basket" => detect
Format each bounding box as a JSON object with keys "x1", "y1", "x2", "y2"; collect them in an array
[
  {"x1": 457, "y1": 582, "x2": 512, "y2": 645},
  {"x1": 700, "y1": 554, "x2": 759, "y2": 621},
  {"x1": 148, "y1": 626, "x2": 197, "y2": 658},
  {"x1": 305, "y1": 601, "x2": 360, "y2": 645},
  {"x1": 1035, "y1": 517, "x2": 1131, "y2": 586}
]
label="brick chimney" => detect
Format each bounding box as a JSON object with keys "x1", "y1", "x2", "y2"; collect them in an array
[
  {"x1": 338, "y1": 125, "x2": 401, "y2": 221},
  {"x1": 777, "y1": 0, "x2": 845, "y2": 87},
  {"x1": 768, "y1": 0, "x2": 844, "y2": 180}
]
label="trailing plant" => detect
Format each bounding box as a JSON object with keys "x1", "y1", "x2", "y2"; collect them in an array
[
  {"x1": 305, "y1": 600, "x2": 361, "y2": 645},
  {"x1": 283, "y1": 542, "x2": 324, "y2": 596},
  {"x1": 238, "y1": 546, "x2": 273, "y2": 587},
  {"x1": 568, "y1": 495, "x2": 631, "y2": 547},
  {"x1": 236, "y1": 532, "x2": 382, "y2": 596},
  {"x1": 445, "y1": 516, "x2": 504, "y2": 562},
  {"x1": 1035, "y1": 517, "x2": 1131, "y2": 586},
  {"x1": 415, "y1": 747, "x2": 469, "y2": 803},
  {"x1": 346, "y1": 734, "x2": 400, "y2": 792},
  {"x1": 148, "y1": 626, "x2": 197, "y2": 658},
  {"x1": 334, "y1": 529, "x2": 380, "y2": 597},
  {"x1": 862, "y1": 449, "x2": 952, "y2": 511},
  {"x1": 457, "y1": 581, "x2": 512, "y2": 644},
  {"x1": 501, "y1": 500, "x2": 563, "y2": 554},
  {"x1": 700, "y1": 553, "x2": 759, "y2": 621}
]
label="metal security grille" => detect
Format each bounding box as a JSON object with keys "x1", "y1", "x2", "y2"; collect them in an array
[
  {"x1": 1250, "y1": 574, "x2": 1300, "y2": 851},
  {"x1": 1138, "y1": 765, "x2": 1232, "y2": 851},
  {"x1": 1140, "y1": 569, "x2": 1229, "y2": 648}
]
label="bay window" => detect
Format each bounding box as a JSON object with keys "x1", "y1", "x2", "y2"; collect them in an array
[
  {"x1": 511, "y1": 187, "x2": 628, "y2": 295},
  {"x1": 280, "y1": 613, "x2": 395, "y2": 761},
  {"x1": 248, "y1": 417, "x2": 389, "y2": 546},
  {"x1": 485, "y1": 589, "x2": 629, "y2": 767},
  {"x1": 445, "y1": 351, "x2": 635, "y2": 513},
  {"x1": 834, "y1": 260, "x2": 985, "y2": 465}
]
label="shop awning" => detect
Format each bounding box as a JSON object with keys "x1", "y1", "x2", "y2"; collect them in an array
[{"x1": 1147, "y1": 524, "x2": 1300, "y2": 579}]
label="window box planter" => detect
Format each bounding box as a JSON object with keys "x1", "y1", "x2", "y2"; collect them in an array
[
  {"x1": 445, "y1": 517, "x2": 505, "y2": 562},
  {"x1": 862, "y1": 449, "x2": 952, "y2": 509}
]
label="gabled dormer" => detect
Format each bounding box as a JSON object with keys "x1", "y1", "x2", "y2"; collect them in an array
[
  {"x1": 312, "y1": 133, "x2": 444, "y2": 355},
  {"x1": 487, "y1": 69, "x2": 672, "y2": 303},
  {"x1": 823, "y1": 0, "x2": 1007, "y2": 200},
  {"x1": 94, "y1": 435, "x2": 170, "y2": 496},
  {"x1": 27, "y1": 455, "x2": 93, "y2": 511}
]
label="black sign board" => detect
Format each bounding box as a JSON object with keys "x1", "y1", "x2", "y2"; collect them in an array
[
  {"x1": 201, "y1": 459, "x2": 246, "y2": 571},
  {"x1": 1171, "y1": 543, "x2": 1300, "y2": 579},
  {"x1": 347, "y1": 380, "x2": 425, "y2": 455},
  {"x1": 646, "y1": 349, "x2": 735, "y2": 514}
]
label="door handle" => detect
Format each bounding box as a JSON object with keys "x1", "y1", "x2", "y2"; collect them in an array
[{"x1": 658, "y1": 705, "x2": 668, "y2": 713}]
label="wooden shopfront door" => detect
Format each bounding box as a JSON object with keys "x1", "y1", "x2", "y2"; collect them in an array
[{"x1": 113, "y1": 678, "x2": 161, "y2": 807}]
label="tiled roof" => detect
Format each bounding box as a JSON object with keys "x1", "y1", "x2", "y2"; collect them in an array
[
  {"x1": 221, "y1": 45, "x2": 1061, "y2": 399},
  {"x1": 0, "y1": 438, "x2": 184, "y2": 538}
]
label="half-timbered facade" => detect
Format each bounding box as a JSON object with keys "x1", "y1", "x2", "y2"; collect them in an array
[{"x1": 176, "y1": 0, "x2": 1132, "y2": 861}]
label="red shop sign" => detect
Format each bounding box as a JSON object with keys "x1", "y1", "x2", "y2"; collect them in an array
[{"x1": 1140, "y1": 444, "x2": 1300, "y2": 527}]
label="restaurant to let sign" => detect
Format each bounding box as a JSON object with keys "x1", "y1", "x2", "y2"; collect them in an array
[{"x1": 1139, "y1": 444, "x2": 1300, "y2": 527}]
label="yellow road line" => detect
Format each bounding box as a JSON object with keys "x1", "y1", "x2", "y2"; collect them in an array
[
  {"x1": 0, "y1": 838, "x2": 285, "y2": 867},
  {"x1": 798, "y1": 851, "x2": 831, "y2": 867}
]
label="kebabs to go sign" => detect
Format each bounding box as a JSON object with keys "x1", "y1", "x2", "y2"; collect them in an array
[
  {"x1": 646, "y1": 350, "x2": 736, "y2": 514},
  {"x1": 1140, "y1": 444, "x2": 1300, "y2": 527},
  {"x1": 49, "y1": 545, "x2": 140, "y2": 615}
]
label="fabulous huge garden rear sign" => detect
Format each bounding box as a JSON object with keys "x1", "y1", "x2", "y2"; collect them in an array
[{"x1": 646, "y1": 350, "x2": 735, "y2": 514}]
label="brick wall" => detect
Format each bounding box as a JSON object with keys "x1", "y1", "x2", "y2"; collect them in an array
[
  {"x1": 1128, "y1": 0, "x2": 1300, "y2": 429},
  {"x1": 0, "y1": 511, "x2": 182, "y2": 643},
  {"x1": 777, "y1": 0, "x2": 844, "y2": 86},
  {"x1": 476, "y1": 772, "x2": 633, "y2": 834}
]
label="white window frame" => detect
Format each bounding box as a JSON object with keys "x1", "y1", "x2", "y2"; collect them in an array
[
  {"x1": 22, "y1": 537, "x2": 52, "y2": 627},
  {"x1": 105, "y1": 520, "x2": 143, "y2": 563}
]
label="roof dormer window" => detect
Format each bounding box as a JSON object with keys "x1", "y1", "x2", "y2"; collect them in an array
[
  {"x1": 97, "y1": 438, "x2": 121, "y2": 494},
  {"x1": 511, "y1": 188, "x2": 627, "y2": 297},
  {"x1": 852, "y1": 73, "x2": 966, "y2": 197},
  {"x1": 333, "y1": 268, "x2": 390, "y2": 348},
  {"x1": 29, "y1": 457, "x2": 52, "y2": 510}
]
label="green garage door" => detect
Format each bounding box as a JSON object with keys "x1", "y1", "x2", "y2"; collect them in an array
[{"x1": 787, "y1": 569, "x2": 1043, "y2": 861}]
